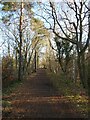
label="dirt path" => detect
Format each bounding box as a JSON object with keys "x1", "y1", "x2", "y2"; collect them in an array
[{"x1": 2, "y1": 69, "x2": 86, "y2": 119}]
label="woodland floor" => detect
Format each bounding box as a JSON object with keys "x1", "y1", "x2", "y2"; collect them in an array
[{"x1": 2, "y1": 69, "x2": 88, "y2": 119}]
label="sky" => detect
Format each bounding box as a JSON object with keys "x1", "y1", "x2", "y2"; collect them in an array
[
  {"x1": 0, "y1": 30, "x2": 2, "y2": 57},
  {"x1": 0, "y1": 0, "x2": 90, "y2": 57},
  {"x1": 1, "y1": 0, "x2": 79, "y2": 3},
  {"x1": 0, "y1": 11, "x2": 3, "y2": 56},
  {"x1": 0, "y1": 4, "x2": 4, "y2": 57},
  {"x1": 1, "y1": 0, "x2": 69, "y2": 2}
]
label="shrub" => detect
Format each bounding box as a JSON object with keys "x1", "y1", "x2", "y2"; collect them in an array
[{"x1": 2, "y1": 56, "x2": 16, "y2": 88}]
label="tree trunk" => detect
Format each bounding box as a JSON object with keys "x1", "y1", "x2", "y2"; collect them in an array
[
  {"x1": 87, "y1": 53, "x2": 90, "y2": 119},
  {"x1": 34, "y1": 50, "x2": 37, "y2": 72},
  {"x1": 37, "y1": 52, "x2": 39, "y2": 69},
  {"x1": 77, "y1": 52, "x2": 87, "y2": 88},
  {"x1": 8, "y1": 42, "x2": 10, "y2": 57},
  {"x1": 18, "y1": 2, "x2": 23, "y2": 81},
  {"x1": 87, "y1": 58, "x2": 90, "y2": 94},
  {"x1": 15, "y1": 49, "x2": 18, "y2": 70}
]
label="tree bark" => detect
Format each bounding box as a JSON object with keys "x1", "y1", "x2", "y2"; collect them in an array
[
  {"x1": 77, "y1": 52, "x2": 87, "y2": 88},
  {"x1": 18, "y1": 1, "x2": 23, "y2": 81},
  {"x1": 15, "y1": 49, "x2": 18, "y2": 70},
  {"x1": 34, "y1": 49, "x2": 37, "y2": 72}
]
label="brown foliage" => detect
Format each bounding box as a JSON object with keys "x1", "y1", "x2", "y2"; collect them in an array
[{"x1": 2, "y1": 56, "x2": 16, "y2": 88}]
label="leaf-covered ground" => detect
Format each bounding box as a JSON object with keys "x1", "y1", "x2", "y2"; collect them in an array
[{"x1": 2, "y1": 69, "x2": 89, "y2": 119}]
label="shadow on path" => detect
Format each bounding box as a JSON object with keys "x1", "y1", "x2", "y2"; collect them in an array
[{"x1": 2, "y1": 68, "x2": 87, "y2": 119}]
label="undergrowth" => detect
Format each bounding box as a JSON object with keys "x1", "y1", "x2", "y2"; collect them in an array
[
  {"x1": 2, "y1": 80, "x2": 23, "y2": 116},
  {"x1": 48, "y1": 72, "x2": 87, "y2": 96},
  {"x1": 3, "y1": 80, "x2": 23, "y2": 96},
  {"x1": 47, "y1": 71, "x2": 89, "y2": 118}
]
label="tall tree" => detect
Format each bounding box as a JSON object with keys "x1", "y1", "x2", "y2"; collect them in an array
[
  {"x1": 18, "y1": 1, "x2": 23, "y2": 81},
  {"x1": 1, "y1": 1, "x2": 33, "y2": 80},
  {"x1": 36, "y1": 1, "x2": 89, "y2": 88}
]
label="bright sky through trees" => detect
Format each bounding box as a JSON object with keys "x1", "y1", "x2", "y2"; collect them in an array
[
  {"x1": 1, "y1": 1, "x2": 90, "y2": 118},
  {"x1": 0, "y1": 0, "x2": 79, "y2": 2}
]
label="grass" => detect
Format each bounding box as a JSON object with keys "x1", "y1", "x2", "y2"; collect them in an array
[
  {"x1": 2, "y1": 100, "x2": 12, "y2": 116},
  {"x1": 2, "y1": 100, "x2": 11, "y2": 108},
  {"x1": 47, "y1": 71, "x2": 89, "y2": 118},
  {"x1": 3, "y1": 80, "x2": 23, "y2": 96},
  {"x1": 2, "y1": 79, "x2": 23, "y2": 116},
  {"x1": 48, "y1": 72, "x2": 87, "y2": 95}
]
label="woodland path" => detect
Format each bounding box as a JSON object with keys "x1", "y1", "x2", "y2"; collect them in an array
[{"x1": 2, "y1": 69, "x2": 85, "y2": 119}]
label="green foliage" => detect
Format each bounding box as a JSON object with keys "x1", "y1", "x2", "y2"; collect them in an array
[
  {"x1": 54, "y1": 35, "x2": 73, "y2": 73},
  {"x1": 31, "y1": 18, "x2": 44, "y2": 30},
  {"x1": 2, "y1": 100, "x2": 12, "y2": 116},
  {"x1": 2, "y1": 2, "x2": 13, "y2": 11},
  {"x1": 1, "y1": 2, "x2": 20, "y2": 12},
  {"x1": 31, "y1": 18, "x2": 49, "y2": 36},
  {"x1": 2, "y1": 100, "x2": 11, "y2": 108}
]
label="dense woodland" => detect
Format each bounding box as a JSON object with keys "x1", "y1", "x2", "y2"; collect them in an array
[{"x1": 0, "y1": 0, "x2": 90, "y2": 118}]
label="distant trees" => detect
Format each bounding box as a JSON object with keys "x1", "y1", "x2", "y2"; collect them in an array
[
  {"x1": 1, "y1": 1, "x2": 90, "y2": 94},
  {"x1": 30, "y1": 17, "x2": 50, "y2": 71}
]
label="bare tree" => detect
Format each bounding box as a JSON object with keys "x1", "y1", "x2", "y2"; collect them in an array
[{"x1": 35, "y1": 1, "x2": 89, "y2": 88}]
